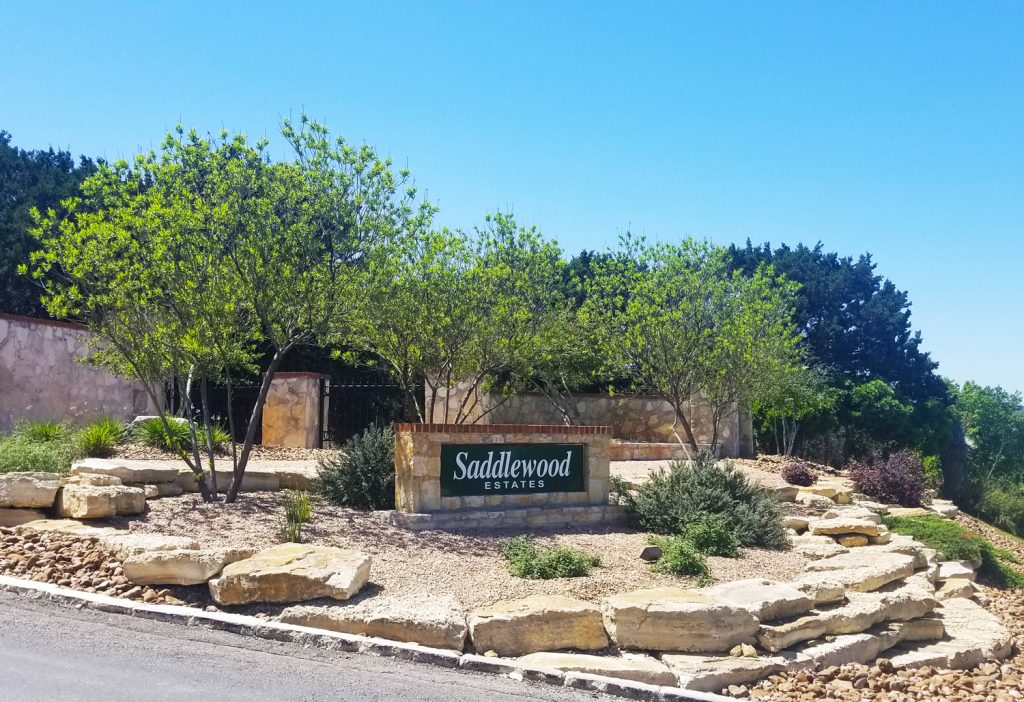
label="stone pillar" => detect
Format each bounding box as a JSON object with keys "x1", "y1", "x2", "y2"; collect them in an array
[
  {"x1": 261, "y1": 372, "x2": 325, "y2": 448},
  {"x1": 738, "y1": 407, "x2": 755, "y2": 459}
]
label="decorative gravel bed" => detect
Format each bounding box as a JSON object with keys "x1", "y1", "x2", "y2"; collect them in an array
[
  {"x1": 113, "y1": 442, "x2": 335, "y2": 463},
  {"x1": 120, "y1": 492, "x2": 810, "y2": 609}
]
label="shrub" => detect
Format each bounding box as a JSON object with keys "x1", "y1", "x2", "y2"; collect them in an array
[
  {"x1": 650, "y1": 536, "x2": 711, "y2": 583},
  {"x1": 315, "y1": 424, "x2": 395, "y2": 510},
  {"x1": 781, "y1": 462, "x2": 816, "y2": 487},
  {"x1": 884, "y1": 515, "x2": 1024, "y2": 588},
  {"x1": 282, "y1": 490, "x2": 313, "y2": 543},
  {"x1": 0, "y1": 436, "x2": 78, "y2": 473},
  {"x1": 683, "y1": 514, "x2": 741, "y2": 557},
  {"x1": 500, "y1": 535, "x2": 600, "y2": 579},
  {"x1": 76, "y1": 417, "x2": 127, "y2": 458},
  {"x1": 12, "y1": 421, "x2": 71, "y2": 443},
  {"x1": 848, "y1": 450, "x2": 926, "y2": 507},
  {"x1": 133, "y1": 417, "x2": 228, "y2": 453},
  {"x1": 974, "y1": 482, "x2": 1024, "y2": 537},
  {"x1": 612, "y1": 452, "x2": 786, "y2": 549}
]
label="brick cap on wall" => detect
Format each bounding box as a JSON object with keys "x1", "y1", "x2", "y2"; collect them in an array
[{"x1": 394, "y1": 423, "x2": 612, "y2": 436}]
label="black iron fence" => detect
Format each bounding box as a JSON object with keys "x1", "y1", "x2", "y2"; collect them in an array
[{"x1": 319, "y1": 368, "x2": 414, "y2": 446}]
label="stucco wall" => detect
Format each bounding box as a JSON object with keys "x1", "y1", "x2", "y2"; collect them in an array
[{"x1": 0, "y1": 313, "x2": 155, "y2": 432}]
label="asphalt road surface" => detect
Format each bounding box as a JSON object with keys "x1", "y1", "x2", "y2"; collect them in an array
[{"x1": 0, "y1": 590, "x2": 602, "y2": 702}]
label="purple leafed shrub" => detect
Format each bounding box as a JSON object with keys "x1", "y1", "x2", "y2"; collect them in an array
[
  {"x1": 781, "y1": 462, "x2": 817, "y2": 487},
  {"x1": 847, "y1": 450, "x2": 926, "y2": 507}
]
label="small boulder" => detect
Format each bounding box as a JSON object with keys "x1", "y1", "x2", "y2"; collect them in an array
[
  {"x1": 71, "y1": 458, "x2": 179, "y2": 484},
  {"x1": 468, "y1": 594, "x2": 609, "y2": 657},
  {"x1": 0, "y1": 472, "x2": 61, "y2": 508},
  {"x1": 280, "y1": 594, "x2": 467, "y2": 651},
  {"x1": 639, "y1": 545, "x2": 663, "y2": 562},
  {"x1": 836, "y1": 534, "x2": 869, "y2": 547},
  {"x1": 603, "y1": 587, "x2": 759, "y2": 653},
  {"x1": 937, "y1": 561, "x2": 976, "y2": 582},
  {"x1": 209, "y1": 543, "x2": 370, "y2": 605},
  {"x1": 123, "y1": 547, "x2": 253, "y2": 585},
  {"x1": 55, "y1": 485, "x2": 117, "y2": 518},
  {"x1": 516, "y1": 652, "x2": 677, "y2": 686},
  {"x1": 703, "y1": 579, "x2": 813, "y2": 623},
  {"x1": 783, "y1": 516, "x2": 809, "y2": 533},
  {"x1": 808, "y1": 518, "x2": 881, "y2": 537}
]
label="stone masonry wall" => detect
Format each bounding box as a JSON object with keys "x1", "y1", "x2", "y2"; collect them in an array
[
  {"x1": 431, "y1": 384, "x2": 751, "y2": 458},
  {"x1": 0, "y1": 313, "x2": 155, "y2": 432},
  {"x1": 394, "y1": 423, "x2": 612, "y2": 518},
  {"x1": 261, "y1": 372, "x2": 324, "y2": 449}
]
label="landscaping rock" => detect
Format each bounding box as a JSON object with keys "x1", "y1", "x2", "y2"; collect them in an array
[
  {"x1": 936, "y1": 577, "x2": 975, "y2": 600},
  {"x1": 823, "y1": 506, "x2": 882, "y2": 524},
  {"x1": 603, "y1": 587, "x2": 759, "y2": 653},
  {"x1": 796, "y1": 492, "x2": 835, "y2": 509},
  {"x1": 836, "y1": 534, "x2": 869, "y2": 547},
  {"x1": 468, "y1": 594, "x2": 609, "y2": 657},
  {"x1": 887, "y1": 598, "x2": 1012, "y2": 670},
  {"x1": 15, "y1": 518, "x2": 118, "y2": 538},
  {"x1": 886, "y1": 506, "x2": 932, "y2": 518},
  {"x1": 703, "y1": 579, "x2": 813, "y2": 623},
  {"x1": 789, "y1": 533, "x2": 848, "y2": 560},
  {"x1": 782, "y1": 516, "x2": 809, "y2": 533},
  {"x1": 97, "y1": 532, "x2": 200, "y2": 559},
  {"x1": 55, "y1": 485, "x2": 117, "y2": 518},
  {"x1": 71, "y1": 458, "x2": 179, "y2": 484},
  {"x1": 208, "y1": 543, "x2": 371, "y2": 605},
  {"x1": 930, "y1": 499, "x2": 959, "y2": 519},
  {"x1": 0, "y1": 507, "x2": 46, "y2": 527},
  {"x1": 123, "y1": 547, "x2": 253, "y2": 585},
  {"x1": 802, "y1": 551, "x2": 916, "y2": 592},
  {"x1": 792, "y1": 633, "x2": 881, "y2": 667},
  {"x1": 639, "y1": 545, "x2": 662, "y2": 562},
  {"x1": 517, "y1": 652, "x2": 676, "y2": 686},
  {"x1": 0, "y1": 472, "x2": 61, "y2": 508},
  {"x1": 71, "y1": 473, "x2": 123, "y2": 487},
  {"x1": 937, "y1": 561, "x2": 975, "y2": 582},
  {"x1": 112, "y1": 486, "x2": 146, "y2": 515},
  {"x1": 867, "y1": 532, "x2": 892, "y2": 545},
  {"x1": 665, "y1": 652, "x2": 811, "y2": 692},
  {"x1": 808, "y1": 518, "x2": 882, "y2": 537},
  {"x1": 280, "y1": 594, "x2": 468, "y2": 651}
]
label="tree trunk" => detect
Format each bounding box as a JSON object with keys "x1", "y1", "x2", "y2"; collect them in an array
[
  {"x1": 181, "y1": 372, "x2": 214, "y2": 502},
  {"x1": 224, "y1": 372, "x2": 240, "y2": 478},
  {"x1": 199, "y1": 375, "x2": 218, "y2": 498},
  {"x1": 225, "y1": 349, "x2": 286, "y2": 503},
  {"x1": 671, "y1": 400, "x2": 700, "y2": 452}
]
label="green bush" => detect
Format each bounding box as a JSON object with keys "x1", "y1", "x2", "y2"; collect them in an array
[
  {"x1": 282, "y1": 490, "x2": 313, "y2": 543},
  {"x1": 76, "y1": 417, "x2": 127, "y2": 458},
  {"x1": 12, "y1": 421, "x2": 72, "y2": 443},
  {"x1": 315, "y1": 424, "x2": 395, "y2": 510},
  {"x1": 974, "y1": 482, "x2": 1024, "y2": 537},
  {"x1": 133, "y1": 417, "x2": 228, "y2": 453},
  {"x1": 0, "y1": 436, "x2": 78, "y2": 473},
  {"x1": 684, "y1": 514, "x2": 741, "y2": 558},
  {"x1": 650, "y1": 536, "x2": 711, "y2": 583},
  {"x1": 612, "y1": 452, "x2": 786, "y2": 549},
  {"x1": 884, "y1": 515, "x2": 1024, "y2": 588},
  {"x1": 499, "y1": 536, "x2": 600, "y2": 579}
]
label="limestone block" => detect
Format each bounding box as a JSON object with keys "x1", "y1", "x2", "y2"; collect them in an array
[
  {"x1": 887, "y1": 598, "x2": 1011, "y2": 670},
  {"x1": 936, "y1": 578, "x2": 975, "y2": 600},
  {"x1": 789, "y1": 533, "x2": 848, "y2": 561},
  {"x1": 0, "y1": 507, "x2": 46, "y2": 527},
  {"x1": 886, "y1": 507, "x2": 932, "y2": 518},
  {"x1": 937, "y1": 561, "x2": 976, "y2": 582},
  {"x1": 802, "y1": 552, "x2": 916, "y2": 593},
  {"x1": 71, "y1": 458, "x2": 179, "y2": 484},
  {"x1": 808, "y1": 518, "x2": 881, "y2": 537},
  {"x1": 209, "y1": 543, "x2": 371, "y2": 605},
  {"x1": 823, "y1": 506, "x2": 881, "y2": 524},
  {"x1": 55, "y1": 485, "x2": 117, "y2": 518},
  {"x1": 703, "y1": 579, "x2": 813, "y2": 623},
  {"x1": 98, "y1": 531, "x2": 201, "y2": 559},
  {"x1": 468, "y1": 595, "x2": 609, "y2": 657},
  {"x1": 71, "y1": 473, "x2": 123, "y2": 487},
  {"x1": 517, "y1": 652, "x2": 676, "y2": 686},
  {"x1": 666, "y1": 653, "x2": 810, "y2": 693},
  {"x1": 0, "y1": 472, "x2": 61, "y2": 508},
  {"x1": 123, "y1": 547, "x2": 253, "y2": 585},
  {"x1": 793, "y1": 633, "x2": 881, "y2": 667},
  {"x1": 930, "y1": 500, "x2": 959, "y2": 519},
  {"x1": 280, "y1": 594, "x2": 467, "y2": 651},
  {"x1": 783, "y1": 516, "x2": 809, "y2": 533},
  {"x1": 113, "y1": 486, "x2": 147, "y2": 515},
  {"x1": 603, "y1": 587, "x2": 759, "y2": 653},
  {"x1": 836, "y1": 534, "x2": 869, "y2": 547}
]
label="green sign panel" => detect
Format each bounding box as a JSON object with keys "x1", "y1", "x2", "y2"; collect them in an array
[{"x1": 440, "y1": 443, "x2": 586, "y2": 497}]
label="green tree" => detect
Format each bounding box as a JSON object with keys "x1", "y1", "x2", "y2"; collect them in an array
[
  {"x1": 28, "y1": 116, "x2": 432, "y2": 502},
  {"x1": 582, "y1": 235, "x2": 801, "y2": 453},
  {"x1": 754, "y1": 366, "x2": 837, "y2": 456},
  {"x1": 955, "y1": 382, "x2": 1024, "y2": 483},
  {"x1": 0, "y1": 131, "x2": 96, "y2": 317},
  {"x1": 360, "y1": 213, "x2": 569, "y2": 423}
]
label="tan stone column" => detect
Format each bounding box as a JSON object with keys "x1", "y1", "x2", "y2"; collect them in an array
[{"x1": 261, "y1": 372, "x2": 325, "y2": 448}]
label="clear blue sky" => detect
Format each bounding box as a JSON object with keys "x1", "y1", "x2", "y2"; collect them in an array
[{"x1": 3, "y1": 1, "x2": 1022, "y2": 393}]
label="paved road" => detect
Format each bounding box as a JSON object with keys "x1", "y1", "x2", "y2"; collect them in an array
[{"x1": 0, "y1": 590, "x2": 600, "y2": 702}]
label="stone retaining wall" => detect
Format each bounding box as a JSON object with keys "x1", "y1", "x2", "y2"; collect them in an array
[
  {"x1": 394, "y1": 423, "x2": 614, "y2": 529},
  {"x1": 0, "y1": 313, "x2": 155, "y2": 432}
]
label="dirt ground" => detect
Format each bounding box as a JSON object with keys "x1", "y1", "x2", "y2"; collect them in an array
[{"x1": 119, "y1": 489, "x2": 809, "y2": 610}]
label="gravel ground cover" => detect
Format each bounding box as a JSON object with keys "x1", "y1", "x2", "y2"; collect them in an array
[
  {"x1": 114, "y1": 442, "x2": 334, "y2": 463},
  {"x1": 119, "y1": 492, "x2": 808, "y2": 609}
]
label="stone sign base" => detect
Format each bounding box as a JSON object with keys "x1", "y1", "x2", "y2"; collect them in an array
[
  {"x1": 394, "y1": 423, "x2": 617, "y2": 531},
  {"x1": 386, "y1": 504, "x2": 626, "y2": 532}
]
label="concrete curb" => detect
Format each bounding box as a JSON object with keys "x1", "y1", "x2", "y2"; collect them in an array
[{"x1": 0, "y1": 574, "x2": 731, "y2": 702}]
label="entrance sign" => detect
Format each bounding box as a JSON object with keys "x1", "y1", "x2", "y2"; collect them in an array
[{"x1": 440, "y1": 443, "x2": 586, "y2": 496}]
